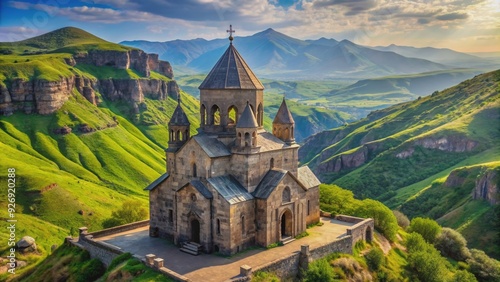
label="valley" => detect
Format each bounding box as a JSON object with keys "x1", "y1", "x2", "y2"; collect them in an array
[{"x1": 0, "y1": 26, "x2": 498, "y2": 280}]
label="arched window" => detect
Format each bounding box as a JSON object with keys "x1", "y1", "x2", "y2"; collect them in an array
[
  {"x1": 179, "y1": 130, "x2": 183, "y2": 141},
  {"x1": 244, "y1": 132, "x2": 250, "y2": 147},
  {"x1": 284, "y1": 127, "x2": 289, "y2": 139},
  {"x1": 270, "y1": 158, "x2": 274, "y2": 169},
  {"x1": 200, "y1": 104, "x2": 207, "y2": 126},
  {"x1": 185, "y1": 129, "x2": 189, "y2": 140},
  {"x1": 228, "y1": 105, "x2": 238, "y2": 125},
  {"x1": 211, "y1": 105, "x2": 220, "y2": 125},
  {"x1": 252, "y1": 132, "x2": 257, "y2": 146},
  {"x1": 170, "y1": 130, "x2": 174, "y2": 141},
  {"x1": 282, "y1": 186, "x2": 291, "y2": 203},
  {"x1": 241, "y1": 215, "x2": 245, "y2": 235},
  {"x1": 192, "y1": 163, "x2": 197, "y2": 177},
  {"x1": 216, "y1": 219, "x2": 221, "y2": 235},
  {"x1": 257, "y1": 103, "x2": 263, "y2": 126},
  {"x1": 307, "y1": 200, "x2": 310, "y2": 215}
]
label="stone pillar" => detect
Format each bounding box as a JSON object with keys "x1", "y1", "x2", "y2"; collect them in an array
[
  {"x1": 65, "y1": 236, "x2": 73, "y2": 245},
  {"x1": 240, "y1": 265, "x2": 252, "y2": 277},
  {"x1": 78, "y1": 227, "x2": 88, "y2": 240},
  {"x1": 299, "y1": 244, "x2": 311, "y2": 276},
  {"x1": 154, "y1": 258, "x2": 164, "y2": 269},
  {"x1": 145, "y1": 254, "x2": 156, "y2": 265}
]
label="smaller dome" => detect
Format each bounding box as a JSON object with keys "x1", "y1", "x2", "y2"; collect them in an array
[
  {"x1": 236, "y1": 103, "x2": 258, "y2": 128},
  {"x1": 273, "y1": 98, "x2": 294, "y2": 125},
  {"x1": 169, "y1": 99, "x2": 190, "y2": 126}
]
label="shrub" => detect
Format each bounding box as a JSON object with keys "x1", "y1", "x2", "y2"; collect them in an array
[
  {"x1": 355, "y1": 199, "x2": 398, "y2": 241},
  {"x1": 251, "y1": 271, "x2": 280, "y2": 282},
  {"x1": 102, "y1": 200, "x2": 147, "y2": 228},
  {"x1": 435, "y1": 227, "x2": 471, "y2": 261},
  {"x1": 365, "y1": 248, "x2": 384, "y2": 271},
  {"x1": 407, "y1": 249, "x2": 448, "y2": 282},
  {"x1": 450, "y1": 270, "x2": 478, "y2": 282},
  {"x1": 303, "y1": 258, "x2": 335, "y2": 282},
  {"x1": 77, "y1": 258, "x2": 106, "y2": 282},
  {"x1": 392, "y1": 210, "x2": 410, "y2": 229},
  {"x1": 466, "y1": 249, "x2": 500, "y2": 281},
  {"x1": 408, "y1": 217, "x2": 441, "y2": 243},
  {"x1": 405, "y1": 232, "x2": 429, "y2": 253}
]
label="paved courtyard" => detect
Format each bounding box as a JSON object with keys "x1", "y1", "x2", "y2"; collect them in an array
[{"x1": 95, "y1": 217, "x2": 354, "y2": 282}]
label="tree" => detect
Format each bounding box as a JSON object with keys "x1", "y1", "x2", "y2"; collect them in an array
[
  {"x1": 466, "y1": 249, "x2": 500, "y2": 282},
  {"x1": 405, "y1": 232, "x2": 429, "y2": 254},
  {"x1": 393, "y1": 210, "x2": 410, "y2": 229},
  {"x1": 435, "y1": 228, "x2": 470, "y2": 261},
  {"x1": 303, "y1": 258, "x2": 335, "y2": 282},
  {"x1": 365, "y1": 248, "x2": 384, "y2": 271},
  {"x1": 408, "y1": 217, "x2": 441, "y2": 243},
  {"x1": 355, "y1": 199, "x2": 398, "y2": 241},
  {"x1": 408, "y1": 249, "x2": 448, "y2": 282},
  {"x1": 450, "y1": 270, "x2": 478, "y2": 282},
  {"x1": 319, "y1": 184, "x2": 357, "y2": 215},
  {"x1": 102, "y1": 200, "x2": 147, "y2": 228}
]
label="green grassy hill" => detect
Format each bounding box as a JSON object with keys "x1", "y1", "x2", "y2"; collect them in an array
[
  {"x1": 300, "y1": 70, "x2": 500, "y2": 257},
  {"x1": 0, "y1": 27, "x2": 200, "y2": 278}
]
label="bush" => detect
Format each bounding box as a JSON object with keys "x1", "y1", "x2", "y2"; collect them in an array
[
  {"x1": 450, "y1": 270, "x2": 478, "y2": 282},
  {"x1": 102, "y1": 200, "x2": 147, "y2": 228},
  {"x1": 408, "y1": 217, "x2": 441, "y2": 243},
  {"x1": 466, "y1": 249, "x2": 500, "y2": 281},
  {"x1": 407, "y1": 249, "x2": 448, "y2": 282},
  {"x1": 393, "y1": 210, "x2": 410, "y2": 229},
  {"x1": 435, "y1": 228, "x2": 470, "y2": 261},
  {"x1": 78, "y1": 258, "x2": 106, "y2": 282},
  {"x1": 405, "y1": 232, "x2": 429, "y2": 253},
  {"x1": 365, "y1": 248, "x2": 384, "y2": 271},
  {"x1": 251, "y1": 271, "x2": 280, "y2": 282},
  {"x1": 355, "y1": 199, "x2": 398, "y2": 241},
  {"x1": 303, "y1": 258, "x2": 335, "y2": 282}
]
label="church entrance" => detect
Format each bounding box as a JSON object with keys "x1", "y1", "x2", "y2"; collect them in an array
[
  {"x1": 191, "y1": 219, "x2": 200, "y2": 243},
  {"x1": 280, "y1": 210, "x2": 292, "y2": 238}
]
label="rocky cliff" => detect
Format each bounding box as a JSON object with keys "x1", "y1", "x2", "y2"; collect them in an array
[
  {"x1": 473, "y1": 169, "x2": 499, "y2": 205},
  {"x1": 0, "y1": 49, "x2": 178, "y2": 115}
]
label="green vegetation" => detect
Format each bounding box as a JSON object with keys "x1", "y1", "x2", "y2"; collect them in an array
[
  {"x1": 408, "y1": 217, "x2": 442, "y2": 243},
  {"x1": 320, "y1": 184, "x2": 398, "y2": 241},
  {"x1": 102, "y1": 200, "x2": 148, "y2": 228},
  {"x1": 251, "y1": 271, "x2": 280, "y2": 282}
]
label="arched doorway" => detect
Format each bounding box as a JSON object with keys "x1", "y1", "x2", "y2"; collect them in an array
[
  {"x1": 365, "y1": 226, "x2": 373, "y2": 243},
  {"x1": 280, "y1": 210, "x2": 293, "y2": 238},
  {"x1": 191, "y1": 219, "x2": 200, "y2": 243}
]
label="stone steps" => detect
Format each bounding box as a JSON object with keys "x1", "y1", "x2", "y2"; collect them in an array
[
  {"x1": 281, "y1": 236, "x2": 296, "y2": 245},
  {"x1": 180, "y1": 242, "x2": 202, "y2": 256}
]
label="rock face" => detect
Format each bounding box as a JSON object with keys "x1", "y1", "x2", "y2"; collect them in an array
[
  {"x1": 73, "y1": 49, "x2": 172, "y2": 78},
  {"x1": 0, "y1": 77, "x2": 74, "y2": 115},
  {"x1": 16, "y1": 236, "x2": 37, "y2": 254},
  {"x1": 315, "y1": 142, "x2": 381, "y2": 176},
  {"x1": 395, "y1": 136, "x2": 477, "y2": 159},
  {"x1": 0, "y1": 49, "x2": 176, "y2": 115},
  {"x1": 473, "y1": 170, "x2": 498, "y2": 205}
]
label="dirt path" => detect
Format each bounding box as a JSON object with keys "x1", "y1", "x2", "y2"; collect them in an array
[{"x1": 374, "y1": 231, "x2": 391, "y2": 254}]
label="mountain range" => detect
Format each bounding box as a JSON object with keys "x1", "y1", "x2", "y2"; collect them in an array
[
  {"x1": 121, "y1": 28, "x2": 497, "y2": 79},
  {"x1": 299, "y1": 69, "x2": 500, "y2": 257}
]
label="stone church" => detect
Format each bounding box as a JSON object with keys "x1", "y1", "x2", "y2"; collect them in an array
[{"x1": 146, "y1": 31, "x2": 321, "y2": 255}]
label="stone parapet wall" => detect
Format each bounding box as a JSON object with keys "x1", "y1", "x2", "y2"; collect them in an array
[
  {"x1": 89, "y1": 220, "x2": 150, "y2": 238},
  {"x1": 253, "y1": 252, "x2": 301, "y2": 280},
  {"x1": 309, "y1": 235, "x2": 353, "y2": 260}
]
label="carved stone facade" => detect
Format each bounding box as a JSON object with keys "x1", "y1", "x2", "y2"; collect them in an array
[{"x1": 147, "y1": 37, "x2": 320, "y2": 255}]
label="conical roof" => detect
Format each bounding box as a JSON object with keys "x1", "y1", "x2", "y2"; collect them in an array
[
  {"x1": 169, "y1": 99, "x2": 190, "y2": 126},
  {"x1": 273, "y1": 98, "x2": 294, "y2": 124},
  {"x1": 199, "y1": 44, "x2": 264, "y2": 90},
  {"x1": 236, "y1": 103, "x2": 258, "y2": 128}
]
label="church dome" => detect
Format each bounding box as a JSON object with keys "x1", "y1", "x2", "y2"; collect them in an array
[
  {"x1": 169, "y1": 100, "x2": 190, "y2": 126},
  {"x1": 273, "y1": 98, "x2": 294, "y2": 125},
  {"x1": 236, "y1": 103, "x2": 258, "y2": 128},
  {"x1": 198, "y1": 44, "x2": 264, "y2": 90}
]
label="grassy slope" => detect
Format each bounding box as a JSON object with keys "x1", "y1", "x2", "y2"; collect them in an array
[
  {"x1": 300, "y1": 70, "x2": 500, "y2": 256},
  {"x1": 0, "y1": 27, "x2": 201, "y2": 278}
]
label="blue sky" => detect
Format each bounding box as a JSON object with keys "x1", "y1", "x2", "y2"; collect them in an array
[{"x1": 1, "y1": 0, "x2": 499, "y2": 52}]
